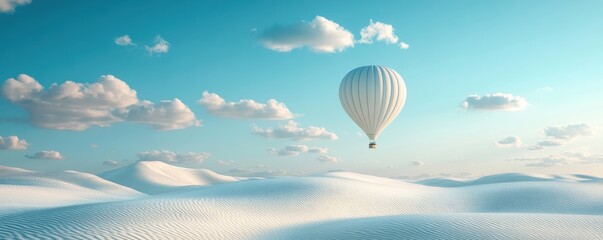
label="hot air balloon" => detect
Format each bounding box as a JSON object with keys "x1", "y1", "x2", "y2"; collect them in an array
[{"x1": 339, "y1": 65, "x2": 407, "y2": 149}]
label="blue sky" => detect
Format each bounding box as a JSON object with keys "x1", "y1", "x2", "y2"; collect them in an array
[{"x1": 1, "y1": 0, "x2": 602, "y2": 178}]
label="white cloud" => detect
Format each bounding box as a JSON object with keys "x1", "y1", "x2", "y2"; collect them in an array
[
  {"x1": 317, "y1": 155, "x2": 339, "y2": 163},
  {"x1": 461, "y1": 93, "x2": 528, "y2": 111},
  {"x1": 115, "y1": 35, "x2": 135, "y2": 46},
  {"x1": 251, "y1": 120, "x2": 337, "y2": 141},
  {"x1": 509, "y1": 152, "x2": 603, "y2": 167},
  {"x1": 137, "y1": 150, "x2": 211, "y2": 164},
  {"x1": 118, "y1": 99, "x2": 201, "y2": 130},
  {"x1": 145, "y1": 35, "x2": 169, "y2": 54},
  {"x1": 259, "y1": 16, "x2": 354, "y2": 53},
  {"x1": 496, "y1": 136, "x2": 522, "y2": 148},
  {"x1": 90, "y1": 144, "x2": 98, "y2": 148},
  {"x1": 198, "y1": 91, "x2": 294, "y2": 119},
  {"x1": 26, "y1": 150, "x2": 63, "y2": 160},
  {"x1": 536, "y1": 140, "x2": 564, "y2": 146},
  {"x1": 2, "y1": 74, "x2": 199, "y2": 131},
  {"x1": 399, "y1": 42, "x2": 410, "y2": 49},
  {"x1": 359, "y1": 20, "x2": 399, "y2": 44},
  {"x1": 102, "y1": 160, "x2": 120, "y2": 166},
  {"x1": 269, "y1": 145, "x2": 328, "y2": 156},
  {"x1": 228, "y1": 167, "x2": 289, "y2": 177},
  {"x1": 0, "y1": 135, "x2": 29, "y2": 150},
  {"x1": 410, "y1": 160, "x2": 424, "y2": 166},
  {"x1": 529, "y1": 140, "x2": 564, "y2": 150},
  {"x1": 0, "y1": 0, "x2": 31, "y2": 13},
  {"x1": 308, "y1": 147, "x2": 328, "y2": 154},
  {"x1": 2, "y1": 74, "x2": 137, "y2": 130},
  {"x1": 216, "y1": 160, "x2": 234, "y2": 166},
  {"x1": 543, "y1": 123, "x2": 595, "y2": 140}
]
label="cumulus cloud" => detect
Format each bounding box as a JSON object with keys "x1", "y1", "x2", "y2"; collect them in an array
[
  {"x1": 2, "y1": 74, "x2": 200, "y2": 130},
  {"x1": 0, "y1": 136, "x2": 29, "y2": 150},
  {"x1": 118, "y1": 99, "x2": 201, "y2": 130},
  {"x1": 269, "y1": 145, "x2": 328, "y2": 156},
  {"x1": 198, "y1": 91, "x2": 294, "y2": 119},
  {"x1": 228, "y1": 167, "x2": 289, "y2": 177},
  {"x1": 115, "y1": 35, "x2": 135, "y2": 46},
  {"x1": 528, "y1": 140, "x2": 564, "y2": 150},
  {"x1": 410, "y1": 160, "x2": 424, "y2": 166},
  {"x1": 137, "y1": 150, "x2": 211, "y2": 164},
  {"x1": 543, "y1": 123, "x2": 595, "y2": 140},
  {"x1": 509, "y1": 152, "x2": 603, "y2": 167},
  {"x1": 251, "y1": 120, "x2": 337, "y2": 141},
  {"x1": 317, "y1": 155, "x2": 339, "y2": 163},
  {"x1": 2, "y1": 74, "x2": 137, "y2": 130},
  {"x1": 359, "y1": 20, "x2": 399, "y2": 44},
  {"x1": 216, "y1": 160, "x2": 234, "y2": 166},
  {"x1": 0, "y1": 0, "x2": 31, "y2": 13},
  {"x1": 259, "y1": 16, "x2": 354, "y2": 53},
  {"x1": 26, "y1": 150, "x2": 63, "y2": 160},
  {"x1": 461, "y1": 93, "x2": 528, "y2": 111},
  {"x1": 496, "y1": 136, "x2": 522, "y2": 148},
  {"x1": 102, "y1": 160, "x2": 120, "y2": 166},
  {"x1": 358, "y1": 20, "x2": 409, "y2": 50},
  {"x1": 145, "y1": 35, "x2": 169, "y2": 54},
  {"x1": 308, "y1": 147, "x2": 328, "y2": 154},
  {"x1": 528, "y1": 124, "x2": 594, "y2": 150}
]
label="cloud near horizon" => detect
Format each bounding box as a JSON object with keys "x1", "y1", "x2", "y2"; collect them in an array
[
  {"x1": 509, "y1": 152, "x2": 603, "y2": 167},
  {"x1": 528, "y1": 140, "x2": 564, "y2": 150},
  {"x1": 317, "y1": 155, "x2": 339, "y2": 163},
  {"x1": 137, "y1": 150, "x2": 211, "y2": 164},
  {"x1": 0, "y1": 135, "x2": 29, "y2": 150},
  {"x1": 269, "y1": 145, "x2": 328, "y2": 156},
  {"x1": 461, "y1": 93, "x2": 528, "y2": 111},
  {"x1": 496, "y1": 136, "x2": 522, "y2": 148},
  {"x1": 0, "y1": 0, "x2": 31, "y2": 13},
  {"x1": 410, "y1": 160, "x2": 424, "y2": 166},
  {"x1": 26, "y1": 150, "x2": 63, "y2": 160},
  {"x1": 251, "y1": 120, "x2": 338, "y2": 141},
  {"x1": 259, "y1": 16, "x2": 354, "y2": 53},
  {"x1": 102, "y1": 160, "x2": 120, "y2": 166},
  {"x1": 543, "y1": 123, "x2": 595, "y2": 140},
  {"x1": 1, "y1": 74, "x2": 200, "y2": 130},
  {"x1": 528, "y1": 124, "x2": 594, "y2": 150},
  {"x1": 198, "y1": 91, "x2": 294, "y2": 119},
  {"x1": 228, "y1": 167, "x2": 290, "y2": 177}
]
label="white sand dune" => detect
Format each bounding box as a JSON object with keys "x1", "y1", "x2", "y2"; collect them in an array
[
  {"x1": 98, "y1": 161, "x2": 241, "y2": 194},
  {"x1": 416, "y1": 172, "x2": 603, "y2": 187},
  {"x1": 1, "y1": 167, "x2": 603, "y2": 239},
  {"x1": 0, "y1": 165, "x2": 143, "y2": 214},
  {"x1": 265, "y1": 213, "x2": 603, "y2": 239}
]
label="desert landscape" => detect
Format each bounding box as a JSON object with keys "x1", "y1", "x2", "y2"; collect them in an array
[
  {"x1": 2, "y1": 162, "x2": 603, "y2": 239},
  {"x1": 1, "y1": 1, "x2": 602, "y2": 239}
]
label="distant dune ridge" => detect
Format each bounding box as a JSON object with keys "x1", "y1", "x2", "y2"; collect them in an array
[
  {"x1": 0, "y1": 165, "x2": 142, "y2": 213},
  {"x1": 98, "y1": 160, "x2": 242, "y2": 194},
  {"x1": 1, "y1": 162, "x2": 603, "y2": 239}
]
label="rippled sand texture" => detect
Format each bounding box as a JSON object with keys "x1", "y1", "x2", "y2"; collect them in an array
[{"x1": 1, "y1": 163, "x2": 602, "y2": 239}]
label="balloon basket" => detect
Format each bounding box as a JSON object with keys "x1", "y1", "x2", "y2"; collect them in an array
[{"x1": 369, "y1": 142, "x2": 377, "y2": 149}]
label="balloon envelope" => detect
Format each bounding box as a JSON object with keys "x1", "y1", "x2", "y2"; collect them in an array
[{"x1": 339, "y1": 65, "x2": 407, "y2": 141}]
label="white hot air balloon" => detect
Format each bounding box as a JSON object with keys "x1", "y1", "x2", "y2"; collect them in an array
[{"x1": 339, "y1": 65, "x2": 407, "y2": 149}]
